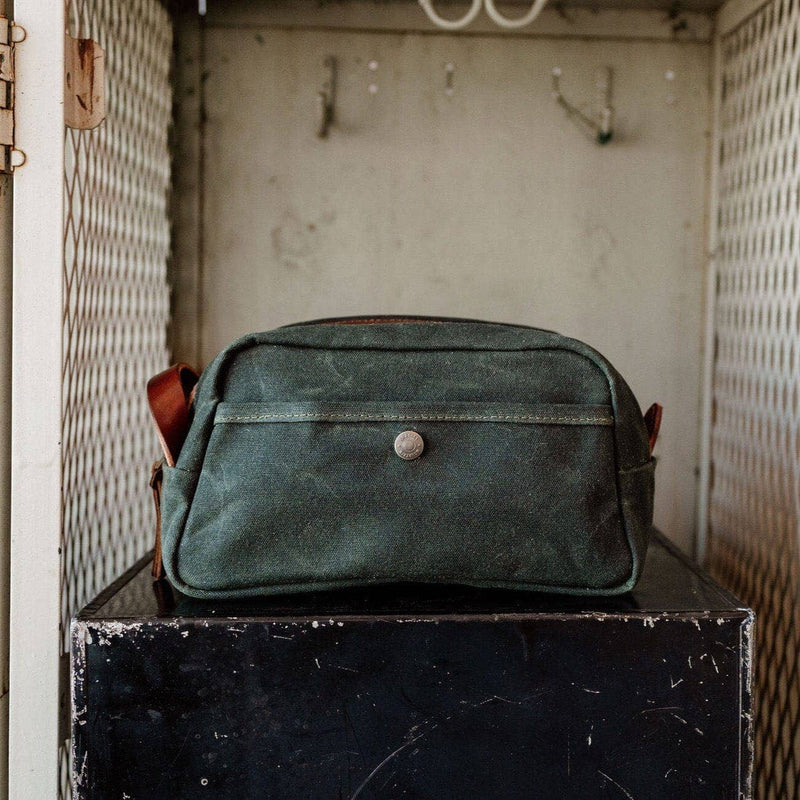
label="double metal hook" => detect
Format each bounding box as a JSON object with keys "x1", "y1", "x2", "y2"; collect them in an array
[
  {"x1": 317, "y1": 56, "x2": 336, "y2": 139},
  {"x1": 552, "y1": 66, "x2": 614, "y2": 146},
  {"x1": 418, "y1": 0, "x2": 549, "y2": 30}
]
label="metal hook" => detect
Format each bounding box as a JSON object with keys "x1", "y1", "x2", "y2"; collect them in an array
[
  {"x1": 484, "y1": 0, "x2": 548, "y2": 29},
  {"x1": 317, "y1": 56, "x2": 336, "y2": 139},
  {"x1": 418, "y1": 0, "x2": 483, "y2": 31},
  {"x1": 551, "y1": 66, "x2": 614, "y2": 146}
]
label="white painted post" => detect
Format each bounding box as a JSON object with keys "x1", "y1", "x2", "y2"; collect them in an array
[
  {"x1": 0, "y1": 0, "x2": 12, "y2": 793},
  {"x1": 9, "y1": 1, "x2": 65, "y2": 797}
]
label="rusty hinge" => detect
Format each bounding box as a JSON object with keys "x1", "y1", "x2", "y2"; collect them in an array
[
  {"x1": 0, "y1": 16, "x2": 26, "y2": 174},
  {"x1": 64, "y1": 35, "x2": 105, "y2": 131}
]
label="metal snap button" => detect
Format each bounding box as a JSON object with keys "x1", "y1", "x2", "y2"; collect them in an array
[{"x1": 394, "y1": 430, "x2": 424, "y2": 460}]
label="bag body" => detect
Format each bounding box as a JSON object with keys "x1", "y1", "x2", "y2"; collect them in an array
[{"x1": 151, "y1": 317, "x2": 659, "y2": 599}]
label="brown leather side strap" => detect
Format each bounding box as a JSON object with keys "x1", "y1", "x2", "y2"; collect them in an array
[
  {"x1": 149, "y1": 459, "x2": 165, "y2": 579},
  {"x1": 147, "y1": 363, "x2": 199, "y2": 467},
  {"x1": 147, "y1": 363, "x2": 199, "y2": 580},
  {"x1": 644, "y1": 403, "x2": 663, "y2": 457}
]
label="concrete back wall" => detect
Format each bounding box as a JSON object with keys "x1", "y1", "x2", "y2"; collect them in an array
[{"x1": 173, "y1": 11, "x2": 711, "y2": 552}]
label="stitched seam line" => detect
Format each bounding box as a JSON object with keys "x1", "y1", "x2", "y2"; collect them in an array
[
  {"x1": 215, "y1": 413, "x2": 613, "y2": 423},
  {"x1": 322, "y1": 318, "x2": 445, "y2": 325}
]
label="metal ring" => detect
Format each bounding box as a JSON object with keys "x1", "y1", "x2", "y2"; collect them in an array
[
  {"x1": 483, "y1": 0, "x2": 548, "y2": 28},
  {"x1": 417, "y1": 0, "x2": 483, "y2": 30}
]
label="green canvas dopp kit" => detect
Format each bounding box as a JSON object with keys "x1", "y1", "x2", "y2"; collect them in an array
[{"x1": 148, "y1": 317, "x2": 662, "y2": 599}]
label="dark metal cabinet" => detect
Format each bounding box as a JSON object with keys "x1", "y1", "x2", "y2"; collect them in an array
[{"x1": 72, "y1": 533, "x2": 753, "y2": 799}]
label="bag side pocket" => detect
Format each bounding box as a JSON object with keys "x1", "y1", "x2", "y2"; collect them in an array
[
  {"x1": 617, "y1": 458, "x2": 656, "y2": 589},
  {"x1": 160, "y1": 463, "x2": 201, "y2": 592}
]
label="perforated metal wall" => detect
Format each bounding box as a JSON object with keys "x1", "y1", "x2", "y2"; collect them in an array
[
  {"x1": 62, "y1": 0, "x2": 172, "y2": 793},
  {"x1": 709, "y1": 0, "x2": 800, "y2": 796}
]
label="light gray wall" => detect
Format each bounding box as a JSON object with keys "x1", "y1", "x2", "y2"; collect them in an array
[{"x1": 174, "y1": 9, "x2": 712, "y2": 552}]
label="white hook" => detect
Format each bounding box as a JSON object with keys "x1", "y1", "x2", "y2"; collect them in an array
[
  {"x1": 317, "y1": 56, "x2": 336, "y2": 138},
  {"x1": 419, "y1": 0, "x2": 547, "y2": 30},
  {"x1": 417, "y1": 0, "x2": 483, "y2": 30},
  {"x1": 483, "y1": 0, "x2": 548, "y2": 28}
]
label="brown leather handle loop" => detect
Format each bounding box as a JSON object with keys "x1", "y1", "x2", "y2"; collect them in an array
[
  {"x1": 149, "y1": 459, "x2": 165, "y2": 579},
  {"x1": 644, "y1": 402, "x2": 663, "y2": 458},
  {"x1": 147, "y1": 363, "x2": 199, "y2": 580},
  {"x1": 147, "y1": 363, "x2": 200, "y2": 467}
]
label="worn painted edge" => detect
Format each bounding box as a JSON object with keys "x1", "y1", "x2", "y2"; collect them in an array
[
  {"x1": 70, "y1": 622, "x2": 89, "y2": 798},
  {"x1": 738, "y1": 611, "x2": 755, "y2": 799}
]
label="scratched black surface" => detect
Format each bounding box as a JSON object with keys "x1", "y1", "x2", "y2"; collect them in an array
[{"x1": 72, "y1": 533, "x2": 753, "y2": 799}]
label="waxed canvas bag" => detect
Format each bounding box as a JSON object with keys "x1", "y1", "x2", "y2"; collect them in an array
[{"x1": 148, "y1": 317, "x2": 662, "y2": 599}]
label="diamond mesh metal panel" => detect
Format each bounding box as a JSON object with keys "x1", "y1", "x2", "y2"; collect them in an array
[
  {"x1": 62, "y1": 2, "x2": 172, "y2": 789},
  {"x1": 63, "y1": 0, "x2": 171, "y2": 631},
  {"x1": 709, "y1": 1, "x2": 800, "y2": 796}
]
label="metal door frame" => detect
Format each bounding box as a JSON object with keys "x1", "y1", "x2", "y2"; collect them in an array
[{"x1": 9, "y1": 1, "x2": 64, "y2": 797}]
